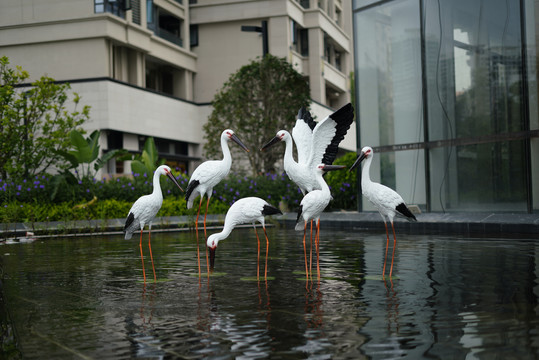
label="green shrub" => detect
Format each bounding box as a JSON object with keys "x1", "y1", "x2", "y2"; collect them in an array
[
  {"x1": 325, "y1": 151, "x2": 359, "y2": 210},
  {"x1": 0, "y1": 154, "x2": 359, "y2": 224}
]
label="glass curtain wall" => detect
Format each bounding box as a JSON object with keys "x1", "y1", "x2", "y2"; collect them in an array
[
  {"x1": 424, "y1": 0, "x2": 528, "y2": 211},
  {"x1": 355, "y1": 0, "x2": 426, "y2": 212},
  {"x1": 354, "y1": 0, "x2": 532, "y2": 212}
]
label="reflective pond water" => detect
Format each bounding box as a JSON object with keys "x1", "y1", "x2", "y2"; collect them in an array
[{"x1": 1, "y1": 227, "x2": 539, "y2": 359}]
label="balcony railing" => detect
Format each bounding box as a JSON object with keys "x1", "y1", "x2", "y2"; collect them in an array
[{"x1": 152, "y1": 27, "x2": 183, "y2": 47}]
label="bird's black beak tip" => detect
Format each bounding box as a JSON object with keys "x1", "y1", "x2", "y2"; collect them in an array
[{"x1": 209, "y1": 247, "x2": 216, "y2": 269}]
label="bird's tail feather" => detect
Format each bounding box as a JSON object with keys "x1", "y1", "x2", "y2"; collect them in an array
[
  {"x1": 295, "y1": 205, "x2": 305, "y2": 231},
  {"x1": 396, "y1": 203, "x2": 417, "y2": 222}
]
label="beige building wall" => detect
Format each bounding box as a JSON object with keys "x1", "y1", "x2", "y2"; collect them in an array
[{"x1": 0, "y1": 0, "x2": 356, "y2": 177}]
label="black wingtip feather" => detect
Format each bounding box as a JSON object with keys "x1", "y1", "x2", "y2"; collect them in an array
[
  {"x1": 184, "y1": 179, "x2": 200, "y2": 202},
  {"x1": 396, "y1": 203, "x2": 417, "y2": 221},
  {"x1": 297, "y1": 107, "x2": 316, "y2": 131},
  {"x1": 262, "y1": 204, "x2": 282, "y2": 216},
  {"x1": 323, "y1": 103, "x2": 355, "y2": 165},
  {"x1": 329, "y1": 103, "x2": 353, "y2": 121},
  {"x1": 124, "y1": 212, "x2": 135, "y2": 231}
]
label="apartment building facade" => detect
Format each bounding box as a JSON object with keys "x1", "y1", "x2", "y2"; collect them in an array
[{"x1": 0, "y1": 0, "x2": 355, "y2": 176}]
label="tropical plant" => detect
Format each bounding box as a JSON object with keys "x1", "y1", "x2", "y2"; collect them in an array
[
  {"x1": 56, "y1": 129, "x2": 127, "y2": 180},
  {"x1": 129, "y1": 137, "x2": 165, "y2": 176},
  {"x1": 203, "y1": 54, "x2": 310, "y2": 176}
]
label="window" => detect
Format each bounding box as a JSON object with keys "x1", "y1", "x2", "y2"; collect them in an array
[
  {"x1": 291, "y1": 20, "x2": 309, "y2": 57},
  {"x1": 190, "y1": 25, "x2": 199, "y2": 47},
  {"x1": 94, "y1": 0, "x2": 128, "y2": 18},
  {"x1": 147, "y1": 2, "x2": 183, "y2": 47}
]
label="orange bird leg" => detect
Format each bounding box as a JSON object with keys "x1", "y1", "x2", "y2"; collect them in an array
[
  {"x1": 316, "y1": 220, "x2": 321, "y2": 280},
  {"x1": 389, "y1": 222, "x2": 397, "y2": 278},
  {"x1": 139, "y1": 229, "x2": 146, "y2": 283},
  {"x1": 302, "y1": 222, "x2": 308, "y2": 280},
  {"x1": 382, "y1": 221, "x2": 390, "y2": 278},
  {"x1": 263, "y1": 226, "x2": 270, "y2": 280},
  {"x1": 254, "y1": 227, "x2": 261, "y2": 281},
  {"x1": 148, "y1": 228, "x2": 157, "y2": 282},
  {"x1": 309, "y1": 220, "x2": 313, "y2": 278},
  {"x1": 204, "y1": 197, "x2": 211, "y2": 277},
  {"x1": 195, "y1": 197, "x2": 203, "y2": 276},
  {"x1": 203, "y1": 197, "x2": 210, "y2": 238}
]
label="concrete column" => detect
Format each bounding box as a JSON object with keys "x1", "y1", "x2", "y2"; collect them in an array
[{"x1": 308, "y1": 27, "x2": 325, "y2": 104}]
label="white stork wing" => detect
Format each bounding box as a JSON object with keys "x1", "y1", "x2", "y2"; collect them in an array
[
  {"x1": 306, "y1": 116, "x2": 338, "y2": 170},
  {"x1": 321, "y1": 103, "x2": 354, "y2": 165},
  {"x1": 292, "y1": 107, "x2": 316, "y2": 165},
  {"x1": 306, "y1": 103, "x2": 355, "y2": 170}
]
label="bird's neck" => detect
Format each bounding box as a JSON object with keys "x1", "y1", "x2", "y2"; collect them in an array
[
  {"x1": 283, "y1": 136, "x2": 297, "y2": 168},
  {"x1": 221, "y1": 136, "x2": 232, "y2": 165},
  {"x1": 316, "y1": 171, "x2": 330, "y2": 195},
  {"x1": 361, "y1": 156, "x2": 373, "y2": 188},
  {"x1": 214, "y1": 224, "x2": 234, "y2": 242},
  {"x1": 152, "y1": 171, "x2": 163, "y2": 198}
]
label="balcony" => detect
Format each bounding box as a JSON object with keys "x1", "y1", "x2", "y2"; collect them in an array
[
  {"x1": 147, "y1": 1, "x2": 183, "y2": 48},
  {"x1": 153, "y1": 26, "x2": 183, "y2": 47}
]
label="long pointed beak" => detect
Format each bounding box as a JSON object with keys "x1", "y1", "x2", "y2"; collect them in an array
[
  {"x1": 209, "y1": 247, "x2": 216, "y2": 269},
  {"x1": 166, "y1": 171, "x2": 184, "y2": 192},
  {"x1": 260, "y1": 136, "x2": 281, "y2": 151},
  {"x1": 349, "y1": 152, "x2": 367, "y2": 172},
  {"x1": 231, "y1": 134, "x2": 250, "y2": 152},
  {"x1": 323, "y1": 164, "x2": 346, "y2": 172}
]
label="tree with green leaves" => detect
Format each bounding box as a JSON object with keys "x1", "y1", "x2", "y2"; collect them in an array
[
  {"x1": 203, "y1": 54, "x2": 310, "y2": 176},
  {"x1": 0, "y1": 56, "x2": 90, "y2": 179}
]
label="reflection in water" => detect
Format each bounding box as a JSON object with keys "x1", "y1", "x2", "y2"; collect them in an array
[
  {"x1": 384, "y1": 279, "x2": 399, "y2": 334},
  {"x1": 1, "y1": 230, "x2": 539, "y2": 358}
]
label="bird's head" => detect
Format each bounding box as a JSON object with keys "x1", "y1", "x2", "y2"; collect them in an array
[
  {"x1": 207, "y1": 234, "x2": 219, "y2": 269},
  {"x1": 223, "y1": 129, "x2": 249, "y2": 152},
  {"x1": 260, "y1": 130, "x2": 288, "y2": 151},
  {"x1": 349, "y1": 146, "x2": 373, "y2": 172},
  {"x1": 156, "y1": 165, "x2": 184, "y2": 192}
]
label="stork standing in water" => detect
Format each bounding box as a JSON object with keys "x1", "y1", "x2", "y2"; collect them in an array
[
  {"x1": 295, "y1": 164, "x2": 346, "y2": 279},
  {"x1": 206, "y1": 197, "x2": 282, "y2": 281},
  {"x1": 261, "y1": 103, "x2": 354, "y2": 273},
  {"x1": 185, "y1": 129, "x2": 249, "y2": 275},
  {"x1": 124, "y1": 165, "x2": 184, "y2": 283},
  {"x1": 349, "y1": 146, "x2": 417, "y2": 278}
]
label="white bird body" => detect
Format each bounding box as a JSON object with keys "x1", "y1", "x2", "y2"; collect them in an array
[
  {"x1": 123, "y1": 165, "x2": 184, "y2": 283},
  {"x1": 350, "y1": 146, "x2": 417, "y2": 278},
  {"x1": 186, "y1": 158, "x2": 230, "y2": 209},
  {"x1": 295, "y1": 165, "x2": 334, "y2": 231},
  {"x1": 124, "y1": 165, "x2": 181, "y2": 239},
  {"x1": 186, "y1": 129, "x2": 248, "y2": 208},
  {"x1": 261, "y1": 104, "x2": 354, "y2": 195},
  {"x1": 124, "y1": 192, "x2": 162, "y2": 240},
  {"x1": 354, "y1": 147, "x2": 416, "y2": 224},
  {"x1": 206, "y1": 197, "x2": 282, "y2": 280},
  {"x1": 207, "y1": 197, "x2": 281, "y2": 248}
]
